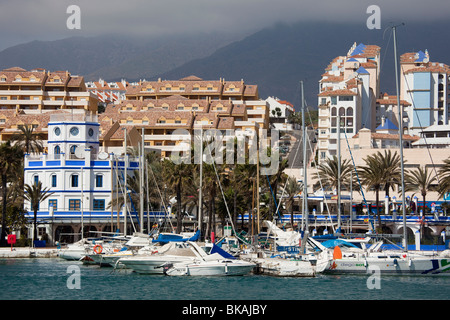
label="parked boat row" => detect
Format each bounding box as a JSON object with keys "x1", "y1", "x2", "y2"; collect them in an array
[{"x1": 56, "y1": 223, "x2": 450, "y2": 277}]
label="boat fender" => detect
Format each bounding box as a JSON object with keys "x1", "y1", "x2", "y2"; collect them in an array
[
  {"x1": 93, "y1": 244, "x2": 103, "y2": 254},
  {"x1": 393, "y1": 258, "x2": 398, "y2": 266},
  {"x1": 364, "y1": 259, "x2": 368, "y2": 267},
  {"x1": 151, "y1": 250, "x2": 158, "y2": 255}
]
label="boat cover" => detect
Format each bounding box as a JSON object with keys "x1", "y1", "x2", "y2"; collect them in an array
[
  {"x1": 321, "y1": 239, "x2": 359, "y2": 249},
  {"x1": 210, "y1": 244, "x2": 236, "y2": 260}
]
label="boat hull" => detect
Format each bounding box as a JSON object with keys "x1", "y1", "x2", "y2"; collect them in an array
[
  {"x1": 58, "y1": 248, "x2": 87, "y2": 261},
  {"x1": 118, "y1": 256, "x2": 196, "y2": 274},
  {"x1": 325, "y1": 257, "x2": 450, "y2": 274},
  {"x1": 253, "y1": 258, "x2": 316, "y2": 277},
  {"x1": 166, "y1": 261, "x2": 255, "y2": 276}
]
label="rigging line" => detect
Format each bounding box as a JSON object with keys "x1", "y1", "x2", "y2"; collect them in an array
[
  {"x1": 401, "y1": 64, "x2": 442, "y2": 186},
  {"x1": 379, "y1": 26, "x2": 393, "y2": 78},
  {"x1": 267, "y1": 174, "x2": 282, "y2": 220},
  {"x1": 148, "y1": 161, "x2": 174, "y2": 230},
  {"x1": 112, "y1": 160, "x2": 136, "y2": 233},
  {"x1": 305, "y1": 111, "x2": 335, "y2": 233},
  {"x1": 204, "y1": 135, "x2": 236, "y2": 237},
  {"x1": 119, "y1": 168, "x2": 138, "y2": 233},
  {"x1": 275, "y1": 128, "x2": 302, "y2": 219},
  {"x1": 342, "y1": 127, "x2": 375, "y2": 232}
]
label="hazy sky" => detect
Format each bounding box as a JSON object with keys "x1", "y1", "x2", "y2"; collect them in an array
[{"x1": 1, "y1": 0, "x2": 449, "y2": 50}]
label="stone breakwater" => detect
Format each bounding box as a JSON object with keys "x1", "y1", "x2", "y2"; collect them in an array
[{"x1": 0, "y1": 247, "x2": 58, "y2": 258}]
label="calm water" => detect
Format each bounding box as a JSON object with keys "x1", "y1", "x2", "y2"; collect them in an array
[{"x1": 0, "y1": 258, "x2": 449, "y2": 301}]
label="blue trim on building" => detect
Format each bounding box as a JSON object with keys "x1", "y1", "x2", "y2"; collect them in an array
[
  {"x1": 25, "y1": 166, "x2": 112, "y2": 171},
  {"x1": 48, "y1": 141, "x2": 100, "y2": 144}
]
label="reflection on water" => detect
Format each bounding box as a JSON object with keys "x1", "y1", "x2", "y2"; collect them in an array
[{"x1": 0, "y1": 258, "x2": 449, "y2": 300}]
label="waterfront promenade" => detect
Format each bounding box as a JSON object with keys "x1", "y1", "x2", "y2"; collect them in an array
[{"x1": 0, "y1": 247, "x2": 58, "y2": 258}]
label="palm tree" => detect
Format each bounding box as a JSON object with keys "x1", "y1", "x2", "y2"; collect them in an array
[
  {"x1": 0, "y1": 142, "x2": 23, "y2": 246},
  {"x1": 235, "y1": 163, "x2": 257, "y2": 230},
  {"x1": 405, "y1": 166, "x2": 437, "y2": 215},
  {"x1": 376, "y1": 150, "x2": 402, "y2": 198},
  {"x1": 163, "y1": 158, "x2": 191, "y2": 234},
  {"x1": 358, "y1": 153, "x2": 384, "y2": 227},
  {"x1": 10, "y1": 124, "x2": 44, "y2": 154},
  {"x1": 22, "y1": 181, "x2": 54, "y2": 245},
  {"x1": 312, "y1": 156, "x2": 354, "y2": 193},
  {"x1": 438, "y1": 157, "x2": 450, "y2": 200},
  {"x1": 284, "y1": 176, "x2": 302, "y2": 227}
]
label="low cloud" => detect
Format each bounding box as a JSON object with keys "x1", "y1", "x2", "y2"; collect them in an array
[{"x1": 1, "y1": 0, "x2": 449, "y2": 50}]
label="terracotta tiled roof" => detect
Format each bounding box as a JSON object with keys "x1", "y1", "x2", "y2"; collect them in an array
[
  {"x1": 403, "y1": 62, "x2": 450, "y2": 74},
  {"x1": 376, "y1": 93, "x2": 411, "y2": 106},
  {"x1": 400, "y1": 52, "x2": 419, "y2": 63},
  {"x1": 320, "y1": 74, "x2": 344, "y2": 83},
  {"x1": 318, "y1": 89, "x2": 357, "y2": 97},
  {"x1": 125, "y1": 77, "x2": 258, "y2": 99},
  {"x1": 352, "y1": 131, "x2": 419, "y2": 141}
]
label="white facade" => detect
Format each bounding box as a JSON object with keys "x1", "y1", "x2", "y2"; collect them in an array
[
  {"x1": 317, "y1": 43, "x2": 381, "y2": 163},
  {"x1": 266, "y1": 96, "x2": 296, "y2": 131},
  {"x1": 23, "y1": 113, "x2": 140, "y2": 242},
  {"x1": 400, "y1": 51, "x2": 450, "y2": 136}
]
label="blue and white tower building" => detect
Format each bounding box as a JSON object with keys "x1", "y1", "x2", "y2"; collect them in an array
[{"x1": 23, "y1": 112, "x2": 140, "y2": 244}]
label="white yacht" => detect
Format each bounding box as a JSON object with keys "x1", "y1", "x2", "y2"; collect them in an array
[{"x1": 116, "y1": 241, "x2": 219, "y2": 274}]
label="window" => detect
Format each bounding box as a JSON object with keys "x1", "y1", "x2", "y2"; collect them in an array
[
  {"x1": 70, "y1": 145, "x2": 78, "y2": 156},
  {"x1": 33, "y1": 175, "x2": 39, "y2": 186},
  {"x1": 331, "y1": 96, "x2": 337, "y2": 105},
  {"x1": 51, "y1": 174, "x2": 57, "y2": 187},
  {"x1": 93, "y1": 199, "x2": 105, "y2": 211},
  {"x1": 49, "y1": 199, "x2": 57, "y2": 210},
  {"x1": 339, "y1": 96, "x2": 354, "y2": 101},
  {"x1": 95, "y1": 174, "x2": 103, "y2": 188},
  {"x1": 54, "y1": 145, "x2": 61, "y2": 154},
  {"x1": 71, "y1": 174, "x2": 79, "y2": 187},
  {"x1": 70, "y1": 127, "x2": 79, "y2": 136},
  {"x1": 69, "y1": 199, "x2": 81, "y2": 211}
]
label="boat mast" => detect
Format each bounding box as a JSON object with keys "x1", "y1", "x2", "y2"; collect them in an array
[
  {"x1": 337, "y1": 113, "x2": 341, "y2": 233},
  {"x1": 301, "y1": 80, "x2": 309, "y2": 253},
  {"x1": 139, "y1": 129, "x2": 143, "y2": 233},
  {"x1": 393, "y1": 24, "x2": 408, "y2": 251},
  {"x1": 81, "y1": 167, "x2": 84, "y2": 240},
  {"x1": 198, "y1": 128, "x2": 203, "y2": 240},
  {"x1": 123, "y1": 127, "x2": 127, "y2": 236}
]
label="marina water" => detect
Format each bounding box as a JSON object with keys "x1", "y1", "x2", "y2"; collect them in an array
[{"x1": 0, "y1": 258, "x2": 449, "y2": 300}]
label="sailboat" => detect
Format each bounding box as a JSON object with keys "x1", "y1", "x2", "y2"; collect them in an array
[
  {"x1": 325, "y1": 25, "x2": 450, "y2": 275},
  {"x1": 240, "y1": 81, "x2": 332, "y2": 277}
]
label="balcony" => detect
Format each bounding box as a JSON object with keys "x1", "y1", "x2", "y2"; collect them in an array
[{"x1": 0, "y1": 90, "x2": 44, "y2": 95}]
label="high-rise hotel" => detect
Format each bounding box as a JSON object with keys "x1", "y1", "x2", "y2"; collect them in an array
[{"x1": 317, "y1": 43, "x2": 381, "y2": 162}]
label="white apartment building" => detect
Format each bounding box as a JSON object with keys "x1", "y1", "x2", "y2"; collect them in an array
[
  {"x1": 317, "y1": 43, "x2": 381, "y2": 162},
  {"x1": 400, "y1": 50, "x2": 450, "y2": 136}
]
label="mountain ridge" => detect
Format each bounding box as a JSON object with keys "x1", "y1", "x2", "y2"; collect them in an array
[{"x1": 1, "y1": 21, "x2": 450, "y2": 109}]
